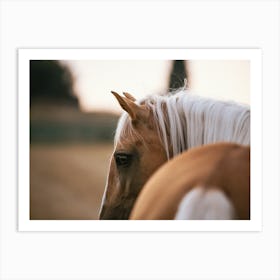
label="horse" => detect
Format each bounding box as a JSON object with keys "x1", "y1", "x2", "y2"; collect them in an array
[
  {"x1": 99, "y1": 89, "x2": 250, "y2": 220},
  {"x1": 130, "y1": 142, "x2": 250, "y2": 220}
]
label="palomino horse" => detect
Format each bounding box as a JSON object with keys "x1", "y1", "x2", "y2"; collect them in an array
[
  {"x1": 99, "y1": 90, "x2": 250, "y2": 220},
  {"x1": 130, "y1": 142, "x2": 250, "y2": 220}
]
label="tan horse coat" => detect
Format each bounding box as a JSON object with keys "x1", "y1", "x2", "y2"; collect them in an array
[{"x1": 130, "y1": 143, "x2": 250, "y2": 220}]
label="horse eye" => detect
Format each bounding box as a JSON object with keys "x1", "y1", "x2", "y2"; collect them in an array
[{"x1": 114, "y1": 153, "x2": 133, "y2": 168}]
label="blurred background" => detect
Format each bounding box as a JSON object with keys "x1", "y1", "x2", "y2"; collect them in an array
[{"x1": 30, "y1": 59, "x2": 250, "y2": 220}]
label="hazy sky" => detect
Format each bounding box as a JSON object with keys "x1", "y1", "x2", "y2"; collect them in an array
[{"x1": 65, "y1": 60, "x2": 250, "y2": 113}]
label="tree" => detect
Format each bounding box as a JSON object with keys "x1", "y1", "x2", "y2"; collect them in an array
[
  {"x1": 30, "y1": 60, "x2": 78, "y2": 105},
  {"x1": 168, "y1": 60, "x2": 188, "y2": 90}
]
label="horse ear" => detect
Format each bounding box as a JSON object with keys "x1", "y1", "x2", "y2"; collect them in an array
[
  {"x1": 111, "y1": 91, "x2": 147, "y2": 122},
  {"x1": 123, "y1": 92, "x2": 136, "y2": 102}
]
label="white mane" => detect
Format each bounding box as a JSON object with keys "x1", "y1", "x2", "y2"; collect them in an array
[{"x1": 115, "y1": 89, "x2": 250, "y2": 159}]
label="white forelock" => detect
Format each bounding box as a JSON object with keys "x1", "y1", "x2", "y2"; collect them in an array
[{"x1": 115, "y1": 90, "x2": 250, "y2": 159}]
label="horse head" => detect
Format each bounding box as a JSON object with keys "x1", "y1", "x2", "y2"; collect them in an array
[{"x1": 99, "y1": 91, "x2": 167, "y2": 219}]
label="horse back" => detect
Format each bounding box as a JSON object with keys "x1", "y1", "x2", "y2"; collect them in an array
[{"x1": 129, "y1": 143, "x2": 250, "y2": 220}]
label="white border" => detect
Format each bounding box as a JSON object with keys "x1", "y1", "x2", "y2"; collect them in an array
[{"x1": 18, "y1": 48, "x2": 262, "y2": 232}]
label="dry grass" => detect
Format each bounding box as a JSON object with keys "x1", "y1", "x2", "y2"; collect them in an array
[{"x1": 30, "y1": 143, "x2": 113, "y2": 220}]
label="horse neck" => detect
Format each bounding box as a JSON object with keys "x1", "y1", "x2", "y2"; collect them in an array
[{"x1": 162, "y1": 94, "x2": 250, "y2": 158}]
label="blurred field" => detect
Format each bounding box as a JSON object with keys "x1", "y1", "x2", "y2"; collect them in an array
[{"x1": 30, "y1": 143, "x2": 113, "y2": 220}]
